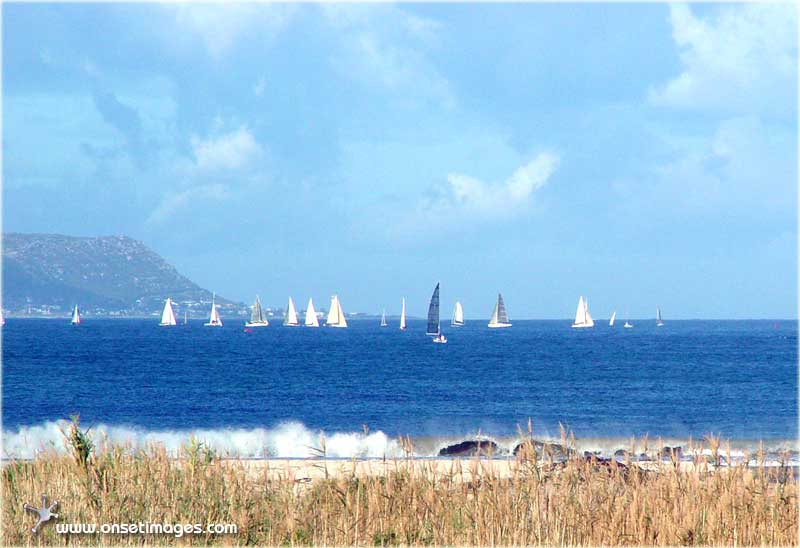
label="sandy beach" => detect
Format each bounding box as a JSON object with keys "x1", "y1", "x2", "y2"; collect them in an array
[{"x1": 235, "y1": 455, "x2": 721, "y2": 483}]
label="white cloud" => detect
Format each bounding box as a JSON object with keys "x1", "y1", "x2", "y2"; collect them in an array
[
  {"x1": 322, "y1": 5, "x2": 455, "y2": 109},
  {"x1": 170, "y1": 4, "x2": 296, "y2": 58},
  {"x1": 613, "y1": 115, "x2": 795, "y2": 221},
  {"x1": 147, "y1": 184, "x2": 230, "y2": 225},
  {"x1": 146, "y1": 124, "x2": 266, "y2": 226},
  {"x1": 190, "y1": 126, "x2": 262, "y2": 172},
  {"x1": 422, "y1": 152, "x2": 560, "y2": 220},
  {"x1": 649, "y1": 3, "x2": 797, "y2": 112}
]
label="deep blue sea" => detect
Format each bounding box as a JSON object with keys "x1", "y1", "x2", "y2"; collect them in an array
[{"x1": 2, "y1": 318, "x2": 797, "y2": 458}]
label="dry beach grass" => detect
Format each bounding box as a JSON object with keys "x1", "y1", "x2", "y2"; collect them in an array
[{"x1": 2, "y1": 421, "x2": 797, "y2": 546}]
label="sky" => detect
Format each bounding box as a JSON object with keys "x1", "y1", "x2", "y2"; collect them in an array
[{"x1": 3, "y1": 2, "x2": 797, "y2": 319}]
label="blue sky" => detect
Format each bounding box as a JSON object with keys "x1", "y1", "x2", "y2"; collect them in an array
[{"x1": 3, "y1": 3, "x2": 797, "y2": 319}]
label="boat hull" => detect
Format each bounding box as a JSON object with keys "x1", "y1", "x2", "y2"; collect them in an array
[
  {"x1": 326, "y1": 324, "x2": 347, "y2": 328},
  {"x1": 488, "y1": 323, "x2": 512, "y2": 328},
  {"x1": 571, "y1": 323, "x2": 594, "y2": 328},
  {"x1": 204, "y1": 322, "x2": 223, "y2": 327},
  {"x1": 244, "y1": 322, "x2": 269, "y2": 328}
]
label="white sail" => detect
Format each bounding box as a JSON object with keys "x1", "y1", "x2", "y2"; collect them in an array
[
  {"x1": 284, "y1": 297, "x2": 299, "y2": 326},
  {"x1": 452, "y1": 301, "x2": 464, "y2": 326},
  {"x1": 71, "y1": 305, "x2": 81, "y2": 325},
  {"x1": 380, "y1": 309, "x2": 387, "y2": 327},
  {"x1": 336, "y1": 296, "x2": 348, "y2": 327},
  {"x1": 205, "y1": 293, "x2": 223, "y2": 326},
  {"x1": 571, "y1": 295, "x2": 594, "y2": 328},
  {"x1": 326, "y1": 295, "x2": 347, "y2": 327},
  {"x1": 399, "y1": 298, "x2": 407, "y2": 330},
  {"x1": 609, "y1": 311, "x2": 616, "y2": 327},
  {"x1": 326, "y1": 296, "x2": 339, "y2": 325},
  {"x1": 584, "y1": 300, "x2": 594, "y2": 326},
  {"x1": 656, "y1": 307, "x2": 664, "y2": 326},
  {"x1": 305, "y1": 298, "x2": 319, "y2": 327},
  {"x1": 573, "y1": 296, "x2": 585, "y2": 325},
  {"x1": 488, "y1": 293, "x2": 512, "y2": 328},
  {"x1": 160, "y1": 298, "x2": 177, "y2": 326},
  {"x1": 325, "y1": 295, "x2": 339, "y2": 325}
]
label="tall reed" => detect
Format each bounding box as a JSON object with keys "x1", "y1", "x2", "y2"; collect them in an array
[{"x1": 2, "y1": 426, "x2": 796, "y2": 546}]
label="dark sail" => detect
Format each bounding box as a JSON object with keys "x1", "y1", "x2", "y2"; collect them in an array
[
  {"x1": 426, "y1": 282, "x2": 440, "y2": 335},
  {"x1": 497, "y1": 293, "x2": 508, "y2": 324}
]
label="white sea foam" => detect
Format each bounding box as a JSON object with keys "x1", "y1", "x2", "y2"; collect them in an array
[
  {"x1": 2, "y1": 420, "x2": 402, "y2": 460},
  {"x1": 3, "y1": 421, "x2": 796, "y2": 464}
]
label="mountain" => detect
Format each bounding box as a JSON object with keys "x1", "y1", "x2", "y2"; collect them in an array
[{"x1": 2, "y1": 233, "x2": 245, "y2": 316}]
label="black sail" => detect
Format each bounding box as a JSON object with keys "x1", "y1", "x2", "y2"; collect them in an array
[{"x1": 426, "y1": 282, "x2": 441, "y2": 335}]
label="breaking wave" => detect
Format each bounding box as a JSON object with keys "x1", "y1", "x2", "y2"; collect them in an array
[
  {"x1": 3, "y1": 420, "x2": 797, "y2": 465},
  {"x1": 2, "y1": 420, "x2": 403, "y2": 460}
]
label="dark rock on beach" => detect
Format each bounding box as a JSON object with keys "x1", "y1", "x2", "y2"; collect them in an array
[
  {"x1": 438, "y1": 440, "x2": 498, "y2": 457},
  {"x1": 512, "y1": 440, "x2": 571, "y2": 460},
  {"x1": 659, "y1": 446, "x2": 683, "y2": 459}
]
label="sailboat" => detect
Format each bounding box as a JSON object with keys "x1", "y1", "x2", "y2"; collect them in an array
[
  {"x1": 451, "y1": 301, "x2": 464, "y2": 327},
  {"x1": 70, "y1": 304, "x2": 81, "y2": 325},
  {"x1": 571, "y1": 296, "x2": 594, "y2": 328},
  {"x1": 656, "y1": 307, "x2": 664, "y2": 327},
  {"x1": 380, "y1": 309, "x2": 388, "y2": 327},
  {"x1": 326, "y1": 295, "x2": 348, "y2": 328},
  {"x1": 304, "y1": 298, "x2": 319, "y2": 327},
  {"x1": 183, "y1": 311, "x2": 188, "y2": 325},
  {"x1": 204, "y1": 293, "x2": 223, "y2": 327},
  {"x1": 284, "y1": 297, "x2": 300, "y2": 326},
  {"x1": 487, "y1": 294, "x2": 511, "y2": 328},
  {"x1": 624, "y1": 311, "x2": 633, "y2": 329},
  {"x1": 1, "y1": 311, "x2": 5, "y2": 326},
  {"x1": 427, "y1": 283, "x2": 447, "y2": 343},
  {"x1": 609, "y1": 311, "x2": 616, "y2": 327},
  {"x1": 245, "y1": 295, "x2": 269, "y2": 327},
  {"x1": 399, "y1": 298, "x2": 407, "y2": 331},
  {"x1": 159, "y1": 298, "x2": 177, "y2": 326}
]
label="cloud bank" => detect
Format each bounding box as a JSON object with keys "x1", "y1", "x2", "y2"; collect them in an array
[
  {"x1": 420, "y1": 152, "x2": 560, "y2": 223},
  {"x1": 649, "y1": 3, "x2": 797, "y2": 113}
]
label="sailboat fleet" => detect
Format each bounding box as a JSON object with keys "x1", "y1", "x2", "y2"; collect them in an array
[{"x1": 53, "y1": 290, "x2": 666, "y2": 336}]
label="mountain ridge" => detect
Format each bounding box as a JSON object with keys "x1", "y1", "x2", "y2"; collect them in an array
[{"x1": 2, "y1": 232, "x2": 245, "y2": 316}]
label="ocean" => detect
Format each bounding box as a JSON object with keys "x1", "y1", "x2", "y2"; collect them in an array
[{"x1": 2, "y1": 318, "x2": 797, "y2": 460}]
